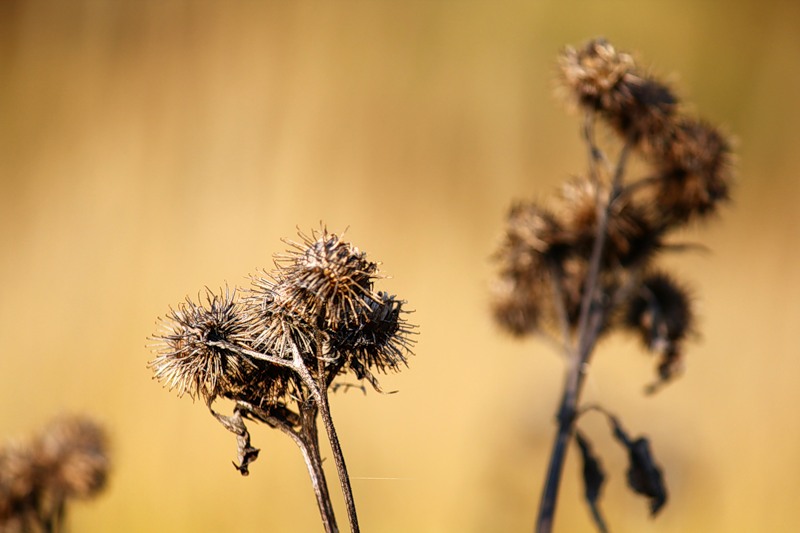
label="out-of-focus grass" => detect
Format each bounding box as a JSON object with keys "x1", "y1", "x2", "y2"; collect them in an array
[{"x1": 1, "y1": 2, "x2": 799, "y2": 532}]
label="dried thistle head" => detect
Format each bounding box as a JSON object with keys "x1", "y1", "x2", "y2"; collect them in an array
[
  {"x1": 243, "y1": 273, "x2": 317, "y2": 360},
  {"x1": 559, "y1": 38, "x2": 678, "y2": 141},
  {"x1": 149, "y1": 287, "x2": 252, "y2": 403},
  {"x1": 330, "y1": 292, "x2": 415, "y2": 379},
  {"x1": 650, "y1": 118, "x2": 733, "y2": 223},
  {"x1": 498, "y1": 201, "x2": 566, "y2": 273},
  {"x1": 625, "y1": 272, "x2": 694, "y2": 356},
  {"x1": 491, "y1": 201, "x2": 565, "y2": 336},
  {"x1": 493, "y1": 37, "x2": 731, "y2": 395},
  {"x1": 0, "y1": 416, "x2": 109, "y2": 530},
  {"x1": 491, "y1": 274, "x2": 544, "y2": 336},
  {"x1": 558, "y1": 178, "x2": 662, "y2": 268},
  {"x1": 38, "y1": 416, "x2": 109, "y2": 500},
  {"x1": 275, "y1": 228, "x2": 379, "y2": 329},
  {"x1": 0, "y1": 440, "x2": 37, "y2": 519}
]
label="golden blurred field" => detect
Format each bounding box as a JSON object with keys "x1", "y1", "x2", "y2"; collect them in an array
[{"x1": 2, "y1": 2, "x2": 799, "y2": 532}]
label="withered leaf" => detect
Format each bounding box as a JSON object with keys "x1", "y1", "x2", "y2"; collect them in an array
[
  {"x1": 575, "y1": 430, "x2": 609, "y2": 533},
  {"x1": 208, "y1": 401, "x2": 261, "y2": 476},
  {"x1": 608, "y1": 414, "x2": 668, "y2": 516},
  {"x1": 625, "y1": 437, "x2": 667, "y2": 515}
]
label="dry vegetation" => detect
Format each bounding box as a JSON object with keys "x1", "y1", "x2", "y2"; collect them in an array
[{"x1": 1, "y1": 2, "x2": 800, "y2": 532}]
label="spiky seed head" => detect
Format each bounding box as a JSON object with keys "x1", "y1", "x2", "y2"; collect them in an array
[
  {"x1": 490, "y1": 274, "x2": 543, "y2": 336},
  {"x1": 651, "y1": 118, "x2": 733, "y2": 223},
  {"x1": 625, "y1": 272, "x2": 694, "y2": 355},
  {"x1": 495, "y1": 200, "x2": 566, "y2": 283},
  {"x1": 559, "y1": 178, "x2": 662, "y2": 268},
  {"x1": 0, "y1": 439, "x2": 38, "y2": 512},
  {"x1": 149, "y1": 287, "x2": 251, "y2": 402},
  {"x1": 38, "y1": 416, "x2": 109, "y2": 499},
  {"x1": 276, "y1": 229, "x2": 378, "y2": 329},
  {"x1": 244, "y1": 274, "x2": 316, "y2": 361},
  {"x1": 559, "y1": 38, "x2": 678, "y2": 141},
  {"x1": 330, "y1": 292, "x2": 415, "y2": 378}
]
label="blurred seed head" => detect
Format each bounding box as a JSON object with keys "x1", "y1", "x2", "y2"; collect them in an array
[
  {"x1": 559, "y1": 38, "x2": 678, "y2": 141},
  {"x1": 650, "y1": 118, "x2": 733, "y2": 223},
  {"x1": 496, "y1": 201, "x2": 568, "y2": 279},
  {"x1": 625, "y1": 272, "x2": 694, "y2": 356},
  {"x1": 559, "y1": 178, "x2": 662, "y2": 268},
  {"x1": 491, "y1": 201, "x2": 564, "y2": 336},
  {"x1": 38, "y1": 416, "x2": 109, "y2": 500},
  {"x1": 0, "y1": 440, "x2": 37, "y2": 520},
  {"x1": 0, "y1": 416, "x2": 109, "y2": 530},
  {"x1": 491, "y1": 274, "x2": 543, "y2": 336}
]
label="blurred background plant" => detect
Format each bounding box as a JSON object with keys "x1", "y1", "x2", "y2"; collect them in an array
[
  {"x1": 0, "y1": 415, "x2": 109, "y2": 533},
  {"x1": 491, "y1": 37, "x2": 733, "y2": 532},
  {"x1": 1, "y1": 2, "x2": 799, "y2": 532}
]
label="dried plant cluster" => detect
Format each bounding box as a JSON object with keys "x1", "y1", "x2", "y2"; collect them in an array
[
  {"x1": 0, "y1": 416, "x2": 109, "y2": 533},
  {"x1": 149, "y1": 227, "x2": 415, "y2": 533},
  {"x1": 491, "y1": 39, "x2": 733, "y2": 532}
]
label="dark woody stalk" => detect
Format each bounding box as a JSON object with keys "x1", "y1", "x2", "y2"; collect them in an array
[
  {"x1": 491, "y1": 39, "x2": 733, "y2": 532},
  {"x1": 149, "y1": 228, "x2": 415, "y2": 533}
]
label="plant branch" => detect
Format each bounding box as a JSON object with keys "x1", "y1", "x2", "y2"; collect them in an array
[
  {"x1": 243, "y1": 401, "x2": 339, "y2": 533},
  {"x1": 290, "y1": 341, "x2": 361, "y2": 533},
  {"x1": 535, "y1": 125, "x2": 635, "y2": 533}
]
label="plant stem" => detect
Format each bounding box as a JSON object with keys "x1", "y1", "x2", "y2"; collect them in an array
[
  {"x1": 535, "y1": 356, "x2": 583, "y2": 533},
  {"x1": 296, "y1": 405, "x2": 340, "y2": 533},
  {"x1": 534, "y1": 125, "x2": 634, "y2": 533},
  {"x1": 290, "y1": 342, "x2": 361, "y2": 533},
  {"x1": 316, "y1": 389, "x2": 360, "y2": 533},
  {"x1": 237, "y1": 401, "x2": 339, "y2": 533}
]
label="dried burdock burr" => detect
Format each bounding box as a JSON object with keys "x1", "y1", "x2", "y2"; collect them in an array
[
  {"x1": 149, "y1": 227, "x2": 415, "y2": 533},
  {"x1": 0, "y1": 415, "x2": 110, "y2": 533},
  {"x1": 492, "y1": 38, "x2": 733, "y2": 532}
]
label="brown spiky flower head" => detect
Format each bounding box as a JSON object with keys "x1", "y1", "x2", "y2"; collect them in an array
[
  {"x1": 559, "y1": 37, "x2": 678, "y2": 143},
  {"x1": 148, "y1": 226, "x2": 415, "y2": 484},
  {"x1": 559, "y1": 38, "x2": 733, "y2": 226},
  {"x1": 275, "y1": 228, "x2": 379, "y2": 330},
  {"x1": 245, "y1": 228, "x2": 415, "y2": 387},
  {"x1": 494, "y1": 36, "x2": 731, "y2": 388},
  {"x1": 150, "y1": 287, "x2": 253, "y2": 403}
]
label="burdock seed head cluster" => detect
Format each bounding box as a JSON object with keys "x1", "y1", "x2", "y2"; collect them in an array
[
  {"x1": 149, "y1": 226, "x2": 415, "y2": 533},
  {"x1": 493, "y1": 37, "x2": 732, "y2": 390},
  {"x1": 491, "y1": 38, "x2": 734, "y2": 532},
  {"x1": 0, "y1": 415, "x2": 109, "y2": 533}
]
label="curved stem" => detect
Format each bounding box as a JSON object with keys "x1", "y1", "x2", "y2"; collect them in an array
[{"x1": 232, "y1": 401, "x2": 339, "y2": 533}]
